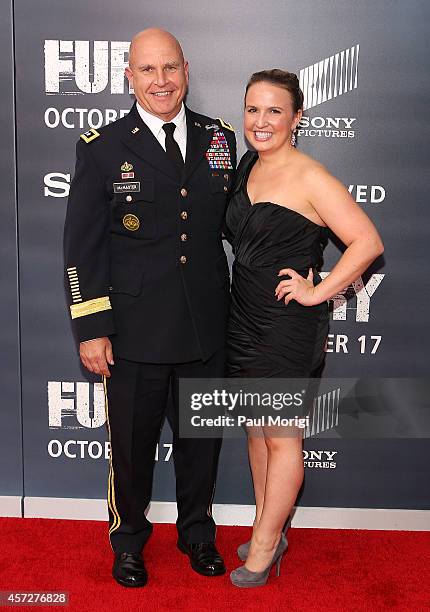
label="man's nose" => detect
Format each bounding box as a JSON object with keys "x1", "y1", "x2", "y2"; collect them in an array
[{"x1": 154, "y1": 68, "x2": 167, "y2": 87}]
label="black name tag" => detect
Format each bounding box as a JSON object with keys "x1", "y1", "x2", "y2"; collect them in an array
[{"x1": 113, "y1": 181, "x2": 141, "y2": 193}]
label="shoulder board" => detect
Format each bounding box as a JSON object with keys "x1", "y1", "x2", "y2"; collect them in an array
[
  {"x1": 80, "y1": 128, "x2": 100, "y2": 144},
  {"x1": 216, "y1": 118, "x2": 234, "y2": 132}
]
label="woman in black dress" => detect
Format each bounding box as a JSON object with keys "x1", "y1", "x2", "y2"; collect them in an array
[{"x1": 226, "y1": 70, "x2": 384, "y2": 587}]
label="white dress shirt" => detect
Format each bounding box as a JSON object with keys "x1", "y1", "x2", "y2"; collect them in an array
[{"x1": 136, "y1": 102, "x2": 187, "y2": 162}]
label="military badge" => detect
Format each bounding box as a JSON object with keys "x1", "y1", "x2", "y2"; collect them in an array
[
  {"x1": 120, "y1": 162, "x2": 134, "y2": 179},
  {"x1": 123, "y1": 214, "x2": 140, "y2": 231},
  {"x1": 80, "y1": 128, "x2": 100, "y2": 144},
  {"x1": 113, "y1": 182, "x2": 140, "y2": 194},
  {"x1": 216, "y1": 117, "x2": 235, "y2": 132},
  {"x1": 206, "y1": 131, "x2": 233, "y2": 170}
]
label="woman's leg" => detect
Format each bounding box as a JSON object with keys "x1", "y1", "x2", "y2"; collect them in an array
[
  {"x1": 245, "y1": 433, "x2": 304, "y2": 572},
  {"x1": 247, "y1": 429, "x2": 268, "y2": 529}
]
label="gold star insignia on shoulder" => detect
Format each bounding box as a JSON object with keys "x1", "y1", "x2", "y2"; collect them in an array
[
  {"x1": 216, "y1": 118, "x2": 235, "y2": 132},
  {"x1": 80, "y1": 128, "x2": 100, "y2": 143}
]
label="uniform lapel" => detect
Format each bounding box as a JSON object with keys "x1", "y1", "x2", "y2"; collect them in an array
[
  {"x1": 120, "y1": 103, "x2": 180, "y2": 181},
  {"x1": 182, "y1": 108, "x2": 214, "y2": 183}
]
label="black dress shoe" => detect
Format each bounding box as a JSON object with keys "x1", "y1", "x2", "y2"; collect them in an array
[
  {"x1": 177, "y1": 541, "x2": 226, "y2": 576},
  {"x1": 112, "y1": 552, "x2": 148, "y2": 587}
]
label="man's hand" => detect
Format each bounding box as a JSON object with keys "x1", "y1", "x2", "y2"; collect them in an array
[{"x1": 79, "y1": 337, "x2": 114, "y2": 377}]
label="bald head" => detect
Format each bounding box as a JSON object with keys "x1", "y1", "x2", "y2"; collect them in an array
[
  {"x1": 129, "y1": 28, "x2": 184, "y2": 67},
  {"x1": 125, "y1": 28, "x2": 189, "y2": 121}
]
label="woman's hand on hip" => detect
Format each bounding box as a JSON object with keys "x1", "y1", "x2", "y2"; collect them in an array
[{"x1": 275, "y1": 267, "x2": 318, "y2": 306}]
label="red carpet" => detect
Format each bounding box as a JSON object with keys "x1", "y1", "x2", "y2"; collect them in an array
[{"x1": 0, "y1": 518, "x2": 429, "y2": 611}]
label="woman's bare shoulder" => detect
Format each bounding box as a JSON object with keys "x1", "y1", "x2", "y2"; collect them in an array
[
  {"x1": 293, "y1": 150, "x2": 330, "y2": 178},
  {"x1": 293, "y1": 152, "x2": 343, "y2": 196}
]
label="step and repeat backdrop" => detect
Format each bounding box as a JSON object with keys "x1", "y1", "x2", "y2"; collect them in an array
[
  {"x1": 0, "y1": 2, "x2": 22, "y2": 502},
  {"x1": 2, "y1": 0, "x2": 430, "y2": 512}
]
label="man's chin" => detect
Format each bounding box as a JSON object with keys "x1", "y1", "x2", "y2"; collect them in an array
[
  {"x1": 140, "y1": 99, "x2": 181, "y2": 121},
  {"x1": 153, "y1": 107, "x2": 181, "y2": 121}
]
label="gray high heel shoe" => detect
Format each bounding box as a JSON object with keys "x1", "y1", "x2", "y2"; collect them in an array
[
  {"x1": 237, "y1": 517, "x2": 291, "y2": 561},
  {"x1": 230, "y1": 534, "x2": 288, "y2": 588},
  {"x1": 237, "y1": 540, "x2": 251, "y2": 562}
]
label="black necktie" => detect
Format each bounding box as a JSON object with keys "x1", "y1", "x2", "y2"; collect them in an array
[{"x1": 162, "y1": 123, "x2": 184, "y2": 169}]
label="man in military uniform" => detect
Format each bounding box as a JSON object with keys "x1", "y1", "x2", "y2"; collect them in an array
[{"x1": 64, "y1": 28, "x2": 236, "y2": 587}]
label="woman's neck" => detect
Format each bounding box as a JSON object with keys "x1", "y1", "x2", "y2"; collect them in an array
[{"x1": 257, "y1": 145, "x2": 297, "y2": 170}]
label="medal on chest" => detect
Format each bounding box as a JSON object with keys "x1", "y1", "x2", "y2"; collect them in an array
[{"x1": 206, "y1": 131, "x2": 233, "y2": 170}]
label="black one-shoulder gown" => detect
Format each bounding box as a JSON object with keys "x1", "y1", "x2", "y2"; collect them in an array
[{"x1": 225, "y1": 152, "x2": 329, "y2": 378}]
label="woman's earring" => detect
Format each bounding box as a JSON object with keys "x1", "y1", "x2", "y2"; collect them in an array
[{"x1": 291, "y1": 130, "x2": 297, "y2": 147}]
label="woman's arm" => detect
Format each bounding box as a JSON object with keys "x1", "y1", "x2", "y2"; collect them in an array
[{"x1": 276, "y1": 163, "x2": 384, "y2": 306}]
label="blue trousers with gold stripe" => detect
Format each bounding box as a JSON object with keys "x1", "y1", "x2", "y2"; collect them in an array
[{"x1": 103, "y1": 350, "x2": 224, "y2": 553}]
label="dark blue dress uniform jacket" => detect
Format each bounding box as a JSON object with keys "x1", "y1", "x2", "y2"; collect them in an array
[{"x1": 64, "y1": 103, "x2": 236, "y2": 363}]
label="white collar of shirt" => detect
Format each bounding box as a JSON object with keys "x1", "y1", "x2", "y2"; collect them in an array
[{"x1": 136, "y1": 102, "x2": 187, "y2": 159}]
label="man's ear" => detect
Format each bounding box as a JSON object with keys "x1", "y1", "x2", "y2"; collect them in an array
[{"x1": 125, "y1": 66, "x2": 133, "y2": 87}]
